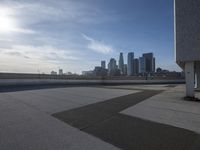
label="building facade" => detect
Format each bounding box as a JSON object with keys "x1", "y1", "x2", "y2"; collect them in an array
[
  {"x1": 108, "y1": 58, "x2": 117, "y2": 73},
  {"x1": 175, "y1": 0, "x2": 200, "y2": 97},
  {"x1": 101, "y1": 61, "x2": 106, "y2": 69},
  {"x1": 134, "y1": 58, "x2": 139, "y2": 75},
  {"x1": 127, "y1": 52, "x2": 134, "y2": 76},
  {"x1": 143, "y1": 53, "x2": 154, "y2": 73},
  {"x1": 139, "y1": 57, "x2": 146, "y2": 74},
  {"x1": 153, "y1": 57, "x2": 156, "y2": 73},
  {"x1": 58, "y1": 69, "x2": 63, "y2": 75},
  {"x1": 118, "y1": 52, "x2": 124, "y2": 75}
]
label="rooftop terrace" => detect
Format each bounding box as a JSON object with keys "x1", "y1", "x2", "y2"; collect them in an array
[{"x1": 1, "y1": 84, "x2": 200, "y2": 150}]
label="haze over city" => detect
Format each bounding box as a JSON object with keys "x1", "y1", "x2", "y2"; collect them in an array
[{"x1": 0, "y1": 0, "x2": 179, "y2": 74}]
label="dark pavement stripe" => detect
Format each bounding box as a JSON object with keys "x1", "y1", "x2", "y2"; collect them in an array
[
  {"x1": 52, "y1": 90, "x2": 161, "y2": 129},
  {"x1": 52, "y1": 89, "x2": 200, "y2": 150},
  {"x1": 84, "y1": 114, "x2": 200, "y2": 150}
]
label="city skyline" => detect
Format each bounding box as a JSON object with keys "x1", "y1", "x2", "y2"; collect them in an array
[
  {"x1": 0, "y1": 0, "x2": 180, "y2": 74},
  {"x1": 54, "y1": 51, "x2": 178, "y2": 76}
]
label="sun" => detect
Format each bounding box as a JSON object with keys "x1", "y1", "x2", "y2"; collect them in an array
[{"x1": 0, "y1": 7, "x2": 16, "y2": 33}]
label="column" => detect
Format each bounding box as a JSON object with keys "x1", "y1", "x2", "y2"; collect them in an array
[
  {"x1": 196, "y1": 62, "x2": 200, "y2": 89},
  {"x1": 185, "y1": 62, "x2": 194, "y2": 97}
]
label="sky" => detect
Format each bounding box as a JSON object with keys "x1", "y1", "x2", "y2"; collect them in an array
[{"x1": 0, "y1": 0, "x2": 181, "y2": 74}]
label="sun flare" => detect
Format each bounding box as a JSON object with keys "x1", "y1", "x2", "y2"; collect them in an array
[{"x1": 0, "y1": 7, "x2": 16, "y2": 33}]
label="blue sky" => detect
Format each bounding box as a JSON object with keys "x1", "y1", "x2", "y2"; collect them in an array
[{"x1": 0, "y1": 0, "x2": 180, "y2": 74}]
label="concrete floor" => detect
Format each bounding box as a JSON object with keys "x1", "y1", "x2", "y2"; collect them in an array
[
  {"x1": 1, "y1": 84, "x2": 200, "y2": 150},
  {"x1": 0, "y1": 86, "x2": 135, "y2": 150},
  {"x1": 122, "y1": 85, "x2": 200, "y2": 134}
]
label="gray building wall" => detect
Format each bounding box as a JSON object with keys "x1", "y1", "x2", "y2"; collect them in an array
[
  {"x1": 175, "y1": 0, "x2": 200, "y2": 62},
  {"x1": 134, "y1": 58, "x2": 139, "y2": 75},
  {"x1": 139, "y1": 57, "x2": 146, "y2": 74},
  {"x1": 101, "y1": 61, "x2": 106, "y2": 69},
  {"x1": 127, "y1": 52, "x2": 134, "y2": 76},
  {"x1": 153, "y1": 57, "x2": 156, "y2": 73},
  {"x1": 143, "y1": 53, "x2": 153, "y2": 73},
  {"x1": 108, "y1": 58, "x2": 117, "y2": 73},
  {"x1": 119, "y1": 53, "x2": 124, "y2": 75}
]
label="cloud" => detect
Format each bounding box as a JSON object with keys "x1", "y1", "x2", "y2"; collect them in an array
[
  {"x1": 0, "y1": 44, "x2": 79, "y2": 62},
  {"x1": 82, "y1": 34, "x2": 114, "y2": 54},
  {"x1": 0, "y1": 0, "x2": 119, "y2": 73},
  {"x1": 4, "y1": 51, "x2": 30, "y2": 59},
  {"x1": 1, "y1": 0, "x2": 118, "y2": 25},
  {"x1": 0, "y1": 44, "x2": 83, "y2": 73},
  {"x1": 12, "y1": 28, "x2": 36, "y2": 34}
]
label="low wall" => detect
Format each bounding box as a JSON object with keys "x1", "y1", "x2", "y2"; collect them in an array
[{"x1": 0, "y1": 79, "x2": 185, "y2": 86}]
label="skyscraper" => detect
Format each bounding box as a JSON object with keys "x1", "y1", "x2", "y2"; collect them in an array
[
  {"x1": 134, "y1": 58, "x2": 139, "y2": 75},
  {"x1": 119, "y1": 52, "x2": 124, "y2": 75},
  {"x1": 143, "y1": 53, "x2": 154, "y2": 73},
  {"x1": 124, "y1": 64, "x2": 127, "y2": 76},
  {"x1": 101, "y1": 61, "x2": 106, "y2": 69},
  {"x1": 108, "y1": 58, "x2": 117, "y2": 73},
  {"x1": 139, "y1": 57, "x2": 146, "y2": 74},
  {"x1": 152, "y1": 57, "x2": 156, "y2": 73},
  {"x1": 108, "y1": 58, "x2": 120, "y2": 76},
  {"x1": 59, "y1": 69, "x2": 63, "y2": 75},
  {"x1": 127, "y1": 52, "x2": 134, "y2": 76}
]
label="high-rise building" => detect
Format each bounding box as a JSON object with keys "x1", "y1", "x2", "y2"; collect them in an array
[
  {"x1": 153, "y1": 57, "x2": 156, "y2": 73},
  {"x1": 134, "y1": 58, "x2": 139, "y2": 75},
  {"x1": 119, "y1": 52, "x2": 124, "y2": 75},
  {"x1": 124, "y1": 64, "x2": 127, "y2": 76},
  {"x1": 59, "y1": 69, "x2": 63, "y2": 75},
  {"x1": 139, "y1": 57, "x2": 146, "y2": 74},
  {"x1": 108, "y1": 58, "x2": 117, "y2": 73},
  {"x1": 101, "y1": 61, "x2": 106, "y2": 69},
  {"x1": 108, "y1": 58, "x2": 120, "y2": 76},
  {"x1": 143, "y1": 53, "x2": 154, "y2": 73},
  {"x1": 127, "y1": 52, "x2": 134, "y2": 76}
]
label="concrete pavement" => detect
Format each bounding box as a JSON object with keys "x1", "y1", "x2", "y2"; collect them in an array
[{"x1": 1, "y1": 84, "x2": 200, "y2": 150}]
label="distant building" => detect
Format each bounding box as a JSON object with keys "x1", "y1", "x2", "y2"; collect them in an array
[
  {"x1": 156, "y1": 67, "x2": 162, "y2": 73},
  {"x1": 143, "y1": 53, "x2": 155, "y2": 73},
  {"x1": 108, "y1": 58, "x2": 120, "y2": 76},
  {"x1": 101, "y1": 61, "x2": 106, "y2": 69},
  {"x1": 118, "y1": 52, "x2": 124, "y2": 75},
  {"x1": 51, "y1": 71, "x2": 57, "y2": 75},
  {"x1": 127, "y1": 52, "x2": 134, "y2": 76},
  {"x1": 153, "y1": 57, "x2": 156, "y2": 72},
  {"x1": 124, "y1": 64, "x2": 127, "y2": 76},
  {"x1": 139, "y1": 57, "x2": 146, "y2": 74},
  {"x1": 93, "y1": 66, "x2": 107, "y2": 76},
  {"x1": 134, "y1": 58, "x2": 139, "y2": 75},
  {"x1": 82, "y1": 71, "x2": 93, "y2": 76},
  {"x1": 66, "y1": 72, "x2": 73, "y2": 75},
  {"x1": 108, "y1": 58, "x2": 117, "y2": 73},
  {"x1": 58, "y1": 69, "x2": 63, "y2": 75}
]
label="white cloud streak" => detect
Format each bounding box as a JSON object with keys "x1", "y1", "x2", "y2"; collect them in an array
[
  {"x1": 12, "y1": 28, "x2": 36, "y2": 34},
  {"x1": 82, "y1": 34, "x2": 114, "y2": 54},
  {"x1": 0, "y1": 45, "x2": 79, "y2": 62},
  {"x1": 0, "y1": 44, "x2": 82, "y2": 73}
]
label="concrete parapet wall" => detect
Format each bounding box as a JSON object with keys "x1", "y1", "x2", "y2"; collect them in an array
[{"x1": 0, "y1": 79, "x2": 185, "y2": 86}]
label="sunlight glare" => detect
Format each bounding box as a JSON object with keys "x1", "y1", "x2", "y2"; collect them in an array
[{"x1": 0, "y1": 7, "x2": 16, "y2": 33}]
